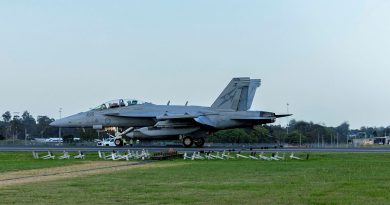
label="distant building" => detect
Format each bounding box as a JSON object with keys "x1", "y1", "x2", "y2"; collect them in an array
[
  {"x1": 374, "y1": 137, "x2": 390, "y2": 145},
  {"x1": 352, "y1": 138, "x2": 373, "y2": 146},
  {"x1": 352, "y1": 136, "x2": 390, "y2": 146}
]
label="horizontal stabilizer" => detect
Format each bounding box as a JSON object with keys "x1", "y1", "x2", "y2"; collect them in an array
[
  {"x1": 194, "y1": 116, "x2": 218, "y2": 128},
  {"x1": 230, "y1": 117, "x2": 276, "y2": 120},
  {"x1": 275, "y1": 114, "x2": 293, "y2": 118}
]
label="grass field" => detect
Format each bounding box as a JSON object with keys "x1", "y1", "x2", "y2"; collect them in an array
[
  {"x1": 0, "y1": 152, "x2": 86, "y2": 173},
  {"x1": 1, "y1": 152, "x2": 390, "y2": 205}
]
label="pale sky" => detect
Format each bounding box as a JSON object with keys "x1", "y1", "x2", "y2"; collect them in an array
[{"x1": 1, "y1": 1, "x2": 390, "y2": 129}]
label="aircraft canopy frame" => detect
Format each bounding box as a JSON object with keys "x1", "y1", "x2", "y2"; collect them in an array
[{"x1": 93, "y1": 99, "x2": 149, "y2": 110}]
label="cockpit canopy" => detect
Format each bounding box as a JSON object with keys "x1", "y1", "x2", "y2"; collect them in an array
[{"x1": 93, "y1": 99, "x2": 148, "y2": 110}]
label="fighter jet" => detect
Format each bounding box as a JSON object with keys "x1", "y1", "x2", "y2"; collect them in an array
[{"x1": 50, "y1": 77, "x2": 291, "y2": 147}]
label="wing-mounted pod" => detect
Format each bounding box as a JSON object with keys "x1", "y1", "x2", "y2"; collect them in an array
[{"x1": 126, "y1": 127, "x2": 200, "y2": 139}]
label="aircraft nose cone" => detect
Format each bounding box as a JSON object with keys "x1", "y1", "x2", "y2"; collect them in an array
[{"x1": 49, "y1": 113, "x2": 85, "y2": 128}]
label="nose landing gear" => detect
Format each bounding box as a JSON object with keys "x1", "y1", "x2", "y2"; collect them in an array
[
  {"x1": 111, "y1": 127, "x2": 135, "y2": 147},
  {"x1": 114, "y1": 138, "x2": 124, "y2": 146}
]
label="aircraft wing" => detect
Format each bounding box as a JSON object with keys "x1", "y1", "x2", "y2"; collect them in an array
[
  {"x1": 104, "y1": 112, "x2": 157, "y2": 118},
  {"x1": 155, "y1": 113, "x2": 221, "y2": 128},
  {"x1": 156, "y1": 114, "x2": 200, "y2": 120},
  {"x1": 231, "y1": 114, "x2": 292, "y2": 120},
  {"x1": 105, "y1": 111, "x2": 216, "y2": 119},
  {"x1": 156, "y1": 111, "x2": 218, "y2": 121}
]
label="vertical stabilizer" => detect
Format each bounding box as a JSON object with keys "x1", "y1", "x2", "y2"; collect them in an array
[
  {"x1": 246, "y1": 79, "x2": 261, "y2": 110},
  {"x1": 211, "y1": 78, "x2": 261, "y2": 111}
]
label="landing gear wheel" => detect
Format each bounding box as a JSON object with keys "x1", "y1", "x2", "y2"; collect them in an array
[
  {"x1": 194, "y1": 138, "x2": 205, "y2": 148},
  {"x1": 182, "y1": 136, "x2": 194, "y2": 148},
  {"x1": 115, "y1": 138, "x2": 124, "y2": 146}
]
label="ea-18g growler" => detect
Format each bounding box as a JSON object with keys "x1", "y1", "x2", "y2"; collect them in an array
[{"x1": 50, "y1": 78, "x2": 291, "y2": 147}]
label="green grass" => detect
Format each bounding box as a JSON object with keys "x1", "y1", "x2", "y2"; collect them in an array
[
  {"x1": 2, "y1": 153, "x2": 390, "y2": 205},
  {"x1": 0, "y1": 152, "x2": 88, "y2": 173}
]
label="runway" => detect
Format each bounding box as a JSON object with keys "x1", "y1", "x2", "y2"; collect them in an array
[{"x1": 1, "y1": 146, "x2": 390, "y2": 153}]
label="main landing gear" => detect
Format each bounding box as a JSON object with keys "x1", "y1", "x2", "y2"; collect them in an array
[{"x1": 182, "y1": 136, "x2": 205, "y2": 148}]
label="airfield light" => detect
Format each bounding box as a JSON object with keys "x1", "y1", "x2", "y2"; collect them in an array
[
  {"x1": 12, "y1": 112, "x2": 20, "y2": 144},
  {"x1": 59, "y1": 108, "x2": 62, "y2": 138},
  {"x1": 286, "y1": 103, "x2": 290, "y2": 136}
]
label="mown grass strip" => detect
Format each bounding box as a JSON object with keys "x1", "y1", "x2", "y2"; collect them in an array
[{"x1": 1, "y1": 153, "x2": 390, "y2": 204}]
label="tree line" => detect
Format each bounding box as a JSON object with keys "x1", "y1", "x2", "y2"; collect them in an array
[
  {"x1": 0, "y1": 111, "x2": 57, "y2": 140},
  {"x1": 1, "y1": 110, "x2": 388, "y2": 144},
  {"x1": 209, "y1": 121, "x2": 350, "y2": 144},
  {"x1": 210, "y1": 120, "x2": 390, "y2": 144}
]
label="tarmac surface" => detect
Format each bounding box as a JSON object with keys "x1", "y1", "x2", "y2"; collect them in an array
[{"x1": 1, "y1": 146, "x2": 390, "y2": 153}]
